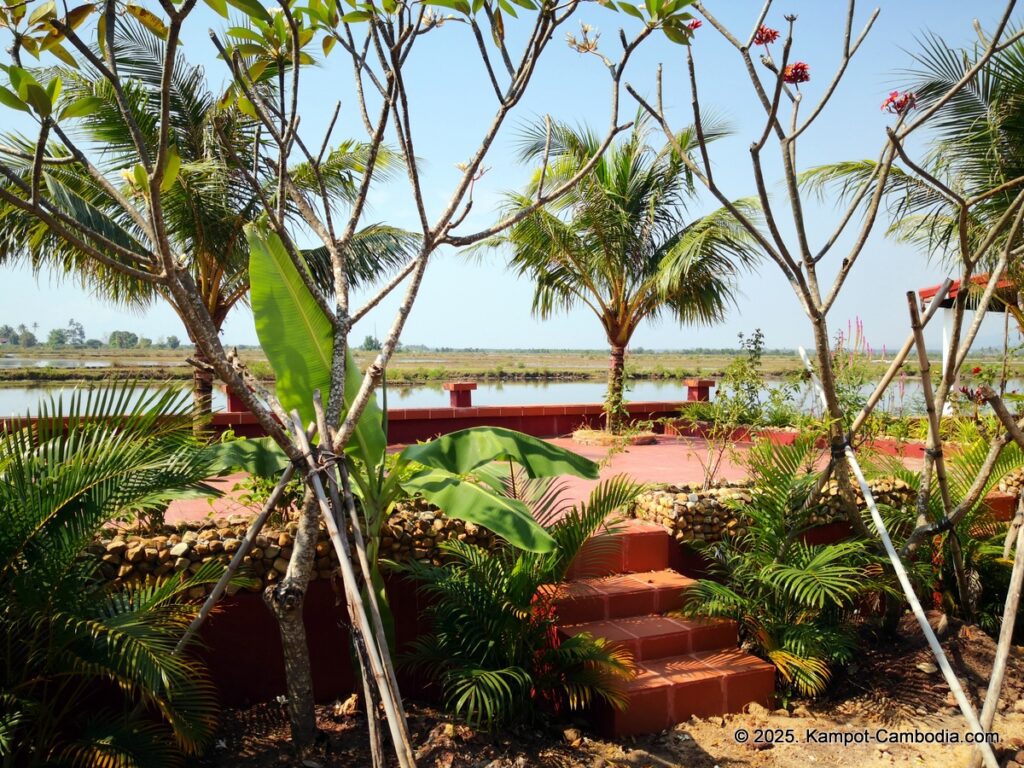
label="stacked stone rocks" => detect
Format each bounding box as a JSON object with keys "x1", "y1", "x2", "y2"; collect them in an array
[
  {"x1": 998, "y1": 467, "x2": 1024, "y2": 498},
  {"x1": 91, "y1": 501, "x2": 497, "y2": 596},
  {"x1": 629, "y1": 483, "x2": 753, "y2": 544},
  {"x1": 630, "y1": 477, "x2": 915, "y2": 544},
  {"x1": 378, "y1": 496, "x2": 497, "y2": 561},
  {"x1": 90, "y1": 478, "x2": 921, "y2": 593}
]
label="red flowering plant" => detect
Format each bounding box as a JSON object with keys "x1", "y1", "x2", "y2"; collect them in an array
[
  {"x1": 753, "y1": 24, "x2": 780, "y2": 47},
  {"x1": 783, "y1": 61, "x2": 810, "y2": 86},
  {"x1": 951, "y1": 364, "x2": 998, "y2": 419},
  {"x1": 965, "y1": 364, "x2": 996, "y2": 388},
  {"x1": 881, "y1": 90, "x2": 917, "y2": 115},
  {"x1": 394, "y1": 475, "x2": 641, "y2": 728}
]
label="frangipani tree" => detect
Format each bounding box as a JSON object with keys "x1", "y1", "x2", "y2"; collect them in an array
[
  {"x1": 0, "y1": 0, "x2": 706, "y2": 759},
  {"x1": 623, "y1": 5, "x2": 1024, "y2": 767},
  {"x1": 487, "y1": 117, "x2": 758, "y2": 432},
  {"x1": 623, "y1": 2, "x2": 1024, "y2": 523}
]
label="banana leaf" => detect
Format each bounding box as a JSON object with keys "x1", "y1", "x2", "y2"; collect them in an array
[
  {"x1": 247, "y1": 225, "x2": 386, "y2": 469},
  {"x1": 400, "y1": 467, "x2": 556, "y2": 552},
  {"x1": 398, "y1": 426, "x2": 599, "y2": 480},
  {"x1": 206, "y1": 436, "x2": 289, "y2": 479}
]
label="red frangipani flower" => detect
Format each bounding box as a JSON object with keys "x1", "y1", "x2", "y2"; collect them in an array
[
  {"x1": 753, "y1": 25, "x2": 780, "y2": 46},
  {"x1": 881, "y1": 90, "x2": 917, "y2": 115},
  {"x1": 687, "y1": 19, "x2": 702, "y2": 30},
  {"x1": 783, "y1": 62, "x2": 810, "y2": 85},
  {"x1": 971, "y1": 366, "x2": 983, "y2": 375}
]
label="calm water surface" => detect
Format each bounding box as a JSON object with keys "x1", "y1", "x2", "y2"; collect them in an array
[{"x1": 0, "y1": 378, "x2": 1016, "y2": 417}]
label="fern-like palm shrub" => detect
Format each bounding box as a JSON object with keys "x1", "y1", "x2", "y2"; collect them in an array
[
  {"x1": 680, "y1": 437, "x2": 891, "y2": 698},
  {"x1": 392, "y1": 475, "x2": 641, "y2": 728},
  {"x1": 866, "y1": 420, "x2": 1024, "y2": 633},
  {"x1": 0, "y1": 385, "x2": 232, "y2": 767}
]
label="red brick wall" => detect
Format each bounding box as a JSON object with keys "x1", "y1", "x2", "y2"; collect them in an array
[{"x1": 191, "y1": 401, "x2": 686, "y2": 442}]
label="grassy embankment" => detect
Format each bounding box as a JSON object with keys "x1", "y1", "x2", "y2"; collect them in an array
[{"x1": 1, "y1": 346, "x2": 1021, "y2": 387}]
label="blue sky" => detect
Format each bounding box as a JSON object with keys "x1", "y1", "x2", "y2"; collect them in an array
[{"x1": 0, "y1": 0, "x2": 1016, "y2": 352}]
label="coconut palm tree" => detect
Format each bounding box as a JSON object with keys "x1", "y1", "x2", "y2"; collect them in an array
[
  {"x1": 0, "y1": 22, "x2": 416, "y2": 418},
  {"x1": 486, "y1": 117, "x2": 760, "y2": 432}
]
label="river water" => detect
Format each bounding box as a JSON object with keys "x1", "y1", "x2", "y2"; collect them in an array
[
  {"x1": 0, "y1": 377, "x2": 957, "y2": 418},
  {"x1": 0, "y1": 380, "x2": 693, "y2": 417}
]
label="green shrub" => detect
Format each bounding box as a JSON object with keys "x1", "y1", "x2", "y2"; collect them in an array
[
  {"x1": 680, "y1": 437, "x2": 891, "y2": 698},
  {"x1": 0, "y1": 385, "x2": 236, "y2": 766},
  {"x1": 867, "y1": 421, "x2": 1024, "y2": 630},
  {"x1": 392, "y1": 475, "x2": 642, "y2": 728}
]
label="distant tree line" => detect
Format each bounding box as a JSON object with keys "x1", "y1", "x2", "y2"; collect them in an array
[{"x1": 0, "y1": 320, "x2": 182, "y2": 351}]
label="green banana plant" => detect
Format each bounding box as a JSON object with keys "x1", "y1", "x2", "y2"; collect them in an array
[{"x1": 243, "y1": 225, "x2": 601, "y2": 637}]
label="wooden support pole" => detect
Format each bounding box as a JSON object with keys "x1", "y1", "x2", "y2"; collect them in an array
[
  {"x1": 312, "y1": 392, "x2": 413, "y2": 733},
  {"x1": 176, "y1": 462, "x2": 297, "y2": 653},
  {"x1": 799, "y1": 347, "x2": 1000, "y2": 768},
  {"x1": 1005, "y1": 495, "x2": 1024, "y2": 561},
  {"x1": 907, "y1": 292, "x2": 973, "y2": 616},
  {"x1": 288, "y1": 414, "x2": 417, "y2": 768},
  {"x1": 970, "y1": 502, "x2": 1024, "y2": 768},
  {"x1": 848, "y1": 279, "x2": 952, "y2": 438},
  {"x1": 311, "y1": 395, "x2": 386, "y2": 767}
]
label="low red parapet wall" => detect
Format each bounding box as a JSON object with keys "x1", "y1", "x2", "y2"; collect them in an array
[
  {"x1": 205, "y1": 401, "x2": 685, "y2": 442},
  {"x1": 0, "y1": 402, "x2": 935, "y2": 459},
  {"x1": 665, "y1": 421, "x2": 931, "y2": 459}
]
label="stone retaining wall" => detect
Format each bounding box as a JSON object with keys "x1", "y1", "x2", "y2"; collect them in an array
[
  {"x1": 93, "y1": 498, "x2": 496, "y2": 596},
  {"x1": 630, "y1": 477, "x2": 916, "y2": 545},
  {"x1": 94, "y1": 470, "x2": 1011, "y2": 594},
  {"x1": 998, "y1": 467, "x2": 1024, "y2": 497}
]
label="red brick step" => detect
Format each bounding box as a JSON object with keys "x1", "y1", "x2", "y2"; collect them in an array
[
  {"x1": 566, "y1": 519, "x2": 672, "y2": 578},
  {"x1": 545, "y1": 569, "x2": 695, "y2": 624},
  {"x1": 559, "y1": 614, "x2": 738, "y2": 661},
  {"x1": 597, "y1": 648, "x2": 775, "y2": 736}
]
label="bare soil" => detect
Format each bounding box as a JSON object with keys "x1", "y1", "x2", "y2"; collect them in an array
[{"x1": 201, "y1": 619, "x2": 1024, "y2": 768}]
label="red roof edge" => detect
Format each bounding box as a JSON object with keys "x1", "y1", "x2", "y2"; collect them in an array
[{"x1": 919, "y1": 273, "x2": 1016, "y2": 302}]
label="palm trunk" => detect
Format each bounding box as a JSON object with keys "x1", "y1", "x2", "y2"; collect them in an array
[
  {"x1": 190, "y1": 341, "x2": 214, "y2": 437},
  {"x1": 264, "y1": 490, "x2": 320, "y2": 752},
  {"x1": 606, "y1": 344, "x2": 626, "y2": 434}
]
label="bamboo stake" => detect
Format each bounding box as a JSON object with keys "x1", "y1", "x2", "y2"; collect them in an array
[
  {"x1": 311, "y1": 395, "x2": 386, "y2": 767},
  {"x1": 798, "y1": 347, "x2": 999, "y2": 768},
  {"x1": 288, "y1": 414, "x2": 417, "y2": 768},
  {"x1": 312, "y1": 392, "x2": 413, "y2": 730},
  {"x1": 1005, "y1": 495, "x2": 1023, "y2": 561},
  {"x1": 969, "y1": 511, "x2": 1024, "y2": 768},
  {"x1": 906, "y1": 293, "x2": 973, "y2": 616},
  {"x1": 312, "y1": 404, "x2": 385, "y2": 768},
  {"x1": 848, "y1": 279, "x2": 952, "y2": 437},
  {"x1": 176, "y1": 462, "x2": 297, "y2": 652}
]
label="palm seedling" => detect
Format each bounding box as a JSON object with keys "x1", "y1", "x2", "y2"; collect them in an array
[
  {"x1": 391, "y1": 473, "x2": 642, "y2": 728},
  {"x1": 866, "y1": 419, "x2": 1024, "y2": 631},
  {"x1": 0, "y1": 383, "x2": 238, "y2": 767},
  {"x1": 680, "y1": 436, "x2": 892, "y2": 698}
]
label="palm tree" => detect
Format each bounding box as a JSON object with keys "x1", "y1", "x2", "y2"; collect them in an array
[
  {"x1": 0, "y1": 23, "x2": 416, "y2": 418},
  {"x1": 0, "y1": 383, "x2": 233, "y2": 766},
  {"x1": 486, "y1": 117, "x2": 759, "y2": 432}
]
